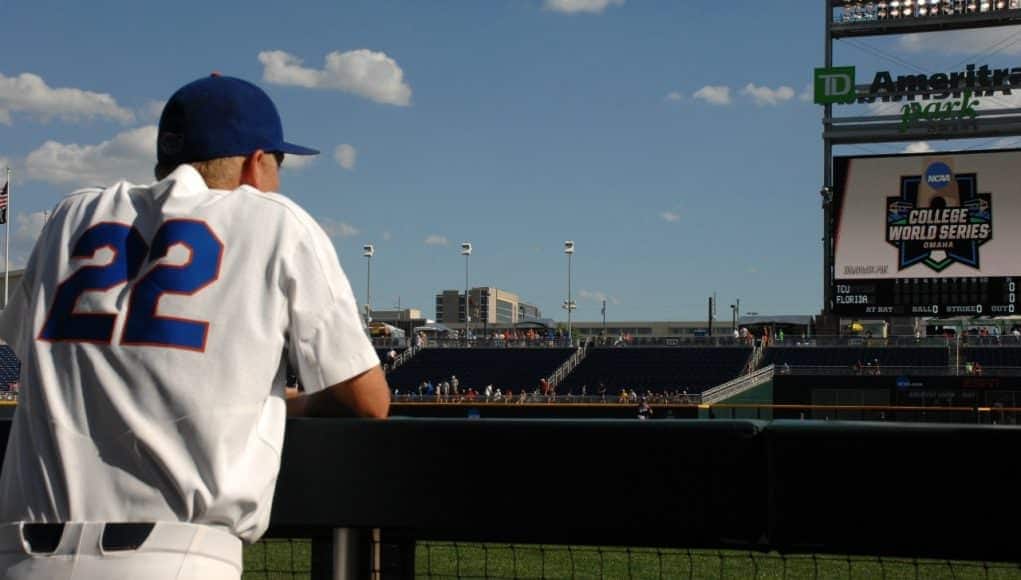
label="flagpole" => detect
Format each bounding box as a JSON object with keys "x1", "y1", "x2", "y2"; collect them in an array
[{"x1": 3, "y1": 167, "x2": 9, "y2": 308}]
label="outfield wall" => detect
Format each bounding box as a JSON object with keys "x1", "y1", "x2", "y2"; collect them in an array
[{"x1": 1, "y1": 417, "x2": 1019, "y2": 569}]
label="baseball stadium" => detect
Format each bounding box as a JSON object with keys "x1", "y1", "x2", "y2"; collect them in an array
[{"x1": 4, "y1": 1, "x2": 1021, "y2": 579}]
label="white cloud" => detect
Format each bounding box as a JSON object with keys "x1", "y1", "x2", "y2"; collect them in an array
[
  {"x1": 0, "y1": 72, "x2": 134, "y2": 125},
  {"x1": 281, "y1": 153, "x2": 315, "y2": 171},
  {"x1": 900, "y1": 27, "x2": 1021, "y2": 55},
  {"x1": 903, "y1": 141, "x2": 934, "y2": 154},
  {"x1": 15, "y1": 211, "x2": 48, "y2": 243},
  {"x1": 659, "y1": 211, "x2": 680, "y2": 223},
  {"x1": 692, "y1": 85, "x2": 731, "y2": 106},
  {"x1": 259, "y1": 49, "x2": 412, "y2": 106},
  {"x1": 25, "y1": 125, "x2": 156, "y2": 186},
  {"x1": 139, "y1": 100, "x2": 166, "y2": 122},
  {"x1": 334, "y1": 144, "x2": 357, "y2": 170},
  {"x1": 741, "y1": 83, "x2": 795, "y2": 106},
  {"x1": 318, "y1": 218, "x2": 359, "y2": 238},
  {"x1": 0, "y1": 211, "x2": 50, "y2": 271},
  {"x1": 799, "y1": 83, "x2": 813, "y2": 102},
  {"x1": 578, "y1": 289, "x2": 620, "y2": 305},
  {"x1": 976, "y1": 90, "x2": 1021, "y2": 110},
  {"x1": 987, "y1": 137, "x2": 1021, "y2": 148},
  {"x1": 543, "y1": 0, "x2": 624, "y2": 13},
  {"x1": 424, "y1": 234, "x2": 449, "y2": 246},
  {"x1": 664, "y1": 91, "x2": 683, "y2": 102},
  {"x1": 867, "y1": 99, "x2": 903, "y2": 116}
]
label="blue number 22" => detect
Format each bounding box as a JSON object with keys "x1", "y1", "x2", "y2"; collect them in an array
[{"x1": 39, "y1": 220, "x2": 224, "y2": 351}]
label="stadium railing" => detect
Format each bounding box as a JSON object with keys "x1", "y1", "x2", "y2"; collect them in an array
[
  {"x1": 781, "y1": 364, "x2": 1021, "y2": 376},
  {"x1": 3, "y1": 418, "x2": 1018, "y2": 579}
]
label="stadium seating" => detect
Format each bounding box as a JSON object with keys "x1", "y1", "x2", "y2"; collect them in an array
[
  {"x1": 0, "y1": 345, "x2": 20, "y2": 390},
  {"x1": 557, "y1": 347, "x2": 753, "y2": 394},
  {"x1": 375, "y1": 348, "x2": 406, "y2": 365},
  {"x1": 387, "y1": 348, "x2": 574, "y2": 394},
  {"x1": 762, "y1": 346, "x2": 949, "y2": 368},
  {"x1": 961, "y1": 346, "x2": 1021, "y2": 367}
]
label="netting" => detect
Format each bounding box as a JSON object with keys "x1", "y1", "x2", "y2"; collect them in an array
[
  {"x1": 242, "y1": 539, "x2": 1021, "y2": 579},
  {"x1": 243, "y1": 538, "x2": 312, "y2": 579}
]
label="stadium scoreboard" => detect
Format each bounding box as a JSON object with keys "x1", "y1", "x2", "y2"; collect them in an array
[
  {"x1": 834, "y1": 277, "x2": 1017, "y2": 316},
  {"x1": 830, "y1": 149, "x2": 1021, "y2": 317}
]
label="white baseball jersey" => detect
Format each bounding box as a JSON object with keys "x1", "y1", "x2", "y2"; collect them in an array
[{"x1": 0, "y1": 165, "x2": 378, "y2": 543}]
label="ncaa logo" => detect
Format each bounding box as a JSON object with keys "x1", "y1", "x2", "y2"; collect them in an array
[{"x1": 924, "y1": 162, "x2": 953, "y2": 190}]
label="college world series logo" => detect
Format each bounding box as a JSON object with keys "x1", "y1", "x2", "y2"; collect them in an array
[{"x1": 885, "y1": 160, "x2": 992, "y2": 272}]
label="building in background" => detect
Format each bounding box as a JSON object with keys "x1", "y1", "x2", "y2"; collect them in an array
[{"x1": 435, "y1": 287, "x2": 543, "y2": 326}]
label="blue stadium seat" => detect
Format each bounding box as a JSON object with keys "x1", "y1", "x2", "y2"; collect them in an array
[{"x1": 557, "y1": 347, "x2": 753, "y2": 394}]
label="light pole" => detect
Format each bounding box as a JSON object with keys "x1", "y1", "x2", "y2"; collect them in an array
[
  {"x1": 362, "y1": 244, "x2": 374, "y2": 326},
  {"x1": 730, "y1": 298, "x2": 740, "y2": 334},
  {"x1": 461, "y1": 242, "x2": 472, "y2": 341},
  {"x1": 564, "y1": 241, "x2": 575, "y2": 342}
]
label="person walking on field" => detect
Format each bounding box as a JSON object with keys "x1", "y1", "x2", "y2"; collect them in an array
[{"x1": 0, "y1": 74, "x2": 390, "y2": 580}]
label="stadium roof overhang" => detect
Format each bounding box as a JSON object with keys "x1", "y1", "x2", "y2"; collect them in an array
[{"x1": 739, "y1": 315, "x2": 814, "y2": 326}]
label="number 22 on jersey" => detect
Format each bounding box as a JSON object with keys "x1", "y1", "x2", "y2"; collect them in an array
[{"x1": 39, "y1": 220, "x2": 224, "y2": 351}]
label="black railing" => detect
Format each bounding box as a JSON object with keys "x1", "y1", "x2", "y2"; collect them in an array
[{"x1": 2, "y1": 418, "x2": 1018, "y2": 578}]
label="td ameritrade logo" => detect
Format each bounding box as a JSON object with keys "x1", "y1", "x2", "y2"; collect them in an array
[
  {"x1": 815, "y1": 64, "x2": 992, "y2": 132},
  {"x1": 886, "y1": 160, "x2": 992, "y2": 273},
  {"x1": 814, "y1": 66, "x2": 856, "y2": 104}
]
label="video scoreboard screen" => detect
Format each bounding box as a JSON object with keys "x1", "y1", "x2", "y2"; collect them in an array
[{"x1": 831, "y1": 149, "x2": 1021, "y2": 317}]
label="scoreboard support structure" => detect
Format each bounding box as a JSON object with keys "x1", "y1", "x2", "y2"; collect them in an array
[{"x1": 821, "y1": 2, "x2": 1021, "y2": 327}]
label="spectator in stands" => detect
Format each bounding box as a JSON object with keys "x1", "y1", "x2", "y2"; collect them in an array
[
  {"x1": 782, "y1": 362, "x2": 790, "y2": 374},
  {"x1": 450, "y1": 375, "x2": 460, "y2": 396},
  {"x1": 637, "y1": 398, "x2": 653, "y2": 420},
  {"x1": 974, "y1": 361, "x2": 984, "y2": 376},
  {"x1": 484, "y1": 384, "x2": 493, "y2": 401},
  {"x1": 854, "y1": 360, "x2": 864, "y2": 375}
]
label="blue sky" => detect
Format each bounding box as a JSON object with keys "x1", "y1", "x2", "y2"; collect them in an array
[{"x1": 3, "y1": 1, "x2": 1020, "y2": 321}]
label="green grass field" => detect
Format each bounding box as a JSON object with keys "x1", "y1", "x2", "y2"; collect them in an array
[{"x1": 242, "y1": 539, "x2": 1021, "y2": 579}]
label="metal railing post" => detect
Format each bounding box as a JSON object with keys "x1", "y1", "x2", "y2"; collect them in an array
[{"x1": 332, "y1": 528, "x2": 368, "y2": 580}]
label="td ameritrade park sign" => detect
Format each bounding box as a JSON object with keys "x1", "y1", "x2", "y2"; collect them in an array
[{"x1": 814, "y1": 64, "x2": 1020, "y2": 131}]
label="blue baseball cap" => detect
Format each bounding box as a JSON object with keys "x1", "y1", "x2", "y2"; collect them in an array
[{"x1": 157, "y1": 74, "x2": 319, "y2": 166}]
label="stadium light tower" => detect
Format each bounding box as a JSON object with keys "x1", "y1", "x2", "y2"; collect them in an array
[
  {"x1": 461, "y1": 242, "x2": 472, "y2": 341},
  {"x1": 363, "y1": 244, "x2": 374, "y2": 325},
  {"x1": 564, "y1": 241, "x2": 576, "y2": 342}
]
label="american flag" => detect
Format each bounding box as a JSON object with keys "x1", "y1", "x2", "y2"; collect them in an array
[{"x1": 0, "y1": 179, "x2": 7, "y2": 225}]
